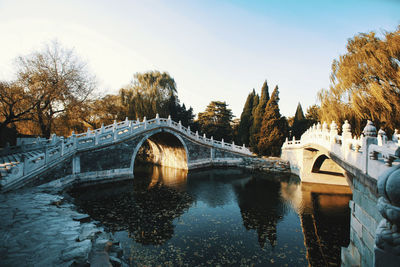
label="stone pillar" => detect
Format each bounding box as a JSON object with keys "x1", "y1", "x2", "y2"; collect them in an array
[
  {"x1": 179, "y1": 120, "x2": 182, "y2": 131},
  {"x1": 168, "y1": 115, "x2": 171, "y2": 126},
  {"x1": 392, "y1": 129, "x2": 399, "y2": 143},
  {"x1": 342, "y1": 120, "x2": 352, "y2": 161},
  {"x1": 378, "y1": 129, "x2": 388, "y2": 146},
  {"x1": 113, "y1": 123, "x2": 117, "y2": 141},
  {"x1": 156, "y1": 113, "x2": 160, "y2": 124},
  {"x1": 330, "y1": 121, "x2": 338, "y2": 145},
  {"x1": 72, "y1": 131, "x2": 77, "y2": 150},
  {"x1": 362, "y1": 120, "x2": 377, "y2": 174},
  {"x1": 375, "y1": 165, "x2": 400, "y2": 267},
  {"x1": 143, "y1": 117, "x2": 147, "y2": 129},
  {"x1": 196, "y1": 131, "x2": 199, "y2": 139},
  {"x1": 95, "y1": 130, "x2": 99, "y2": 145},
  {"x1": 221, "y1": 138, "x2": 225, "y2": 147}
]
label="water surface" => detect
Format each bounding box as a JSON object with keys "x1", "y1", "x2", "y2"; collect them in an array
[{"x1": 70, "y1": 166, "x2": 351, "y2": 266}]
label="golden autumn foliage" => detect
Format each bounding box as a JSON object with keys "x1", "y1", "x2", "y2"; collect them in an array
[{"x1": 319, "y1": 26, "x2": 400, "y2": 135}]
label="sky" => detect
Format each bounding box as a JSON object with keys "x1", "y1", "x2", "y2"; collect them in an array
[{"x1": 0, "y1": 0, "x2": 399, "y2": 118}]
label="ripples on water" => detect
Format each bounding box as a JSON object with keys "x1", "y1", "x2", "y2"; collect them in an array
[{"x1": 69, "y1": 165, "x2": 351, "y2": 266}]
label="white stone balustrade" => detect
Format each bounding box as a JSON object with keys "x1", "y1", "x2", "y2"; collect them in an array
[
  {"x1": 0, "y1": 115, "x2": 252, "y2": 188},
  {"x1": 282, "y1": 120, "x2": 400, "y2": 180}
]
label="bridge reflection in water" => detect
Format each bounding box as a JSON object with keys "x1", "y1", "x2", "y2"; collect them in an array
[{"x1": 70, "y1": 165, "x2": 352, "y2": 266}]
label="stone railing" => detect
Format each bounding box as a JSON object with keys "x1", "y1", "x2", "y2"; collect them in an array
[
  {"x1": 0, "y1": 115, "x2": 252, "y2": 187},
  {"x1": 282, "y1": 120, "x2": 400, "y2": 180}
]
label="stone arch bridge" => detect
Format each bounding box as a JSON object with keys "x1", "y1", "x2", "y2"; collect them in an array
[
  {"x1": 0, "y1": 115, "x2": 252, "y2": 192},
  {"x1": 282, "y1": 120, "x2": 400, "y2": 267}
]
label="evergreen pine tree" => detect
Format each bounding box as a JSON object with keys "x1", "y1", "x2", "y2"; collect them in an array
[
  {"x1": 237, "y1": 89, "x2": 256, "y2": 146},
  {"x1": 294, "y1": 102, "x2": 305, "y2": 121},
  {"x1": 257, "y1": 86, "x2": 288, "y2": 156},
  {"x1": 249, "y1": 80, "x2": 270, "y2": 153},
  {"x1": 197, "y1": 101, "x2": 233, "y2": 142},
  {"x1": 291, "y1": 102, "x2": 308, "y2": 139}
]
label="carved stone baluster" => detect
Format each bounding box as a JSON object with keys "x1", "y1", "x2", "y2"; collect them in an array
[
  {"x1": 363, "y1": 120, "x2": 378, "y2": 174},
  {"x1": 375, "y1": 166, "x2": 400, "y2": 266}
]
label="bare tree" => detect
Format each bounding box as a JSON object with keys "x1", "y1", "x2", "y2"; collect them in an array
[{"x1": 15, "y1": 41, "x2": 96, "y2": 138}]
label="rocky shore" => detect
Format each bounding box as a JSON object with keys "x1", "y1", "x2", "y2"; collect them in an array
[
  {"x1": 241, "y1": 157, "x2": 291, "y2": 173},
  {"x1": 0, "y1": 188, "x2": 128, "y2": 266}
]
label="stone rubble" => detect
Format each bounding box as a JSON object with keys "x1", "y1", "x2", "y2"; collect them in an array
[{"x1": 239, "y1": 157, "x2": 291, "y2": 173}]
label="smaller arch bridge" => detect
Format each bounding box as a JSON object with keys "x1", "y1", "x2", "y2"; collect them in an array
[
  {"x1": 0, "y1": 115, "x2": 253, "y2": 192},
  {"x1": 281, "y1": 120, "x2": 400, "y2": 185},
  {"x1": 281, "y1": 120, "x2": 400, "y2": 267}
]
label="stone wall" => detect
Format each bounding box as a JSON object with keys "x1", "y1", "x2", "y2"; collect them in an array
[{"x1": 341, "y1": 176, "x2": 381, "y2": 267}]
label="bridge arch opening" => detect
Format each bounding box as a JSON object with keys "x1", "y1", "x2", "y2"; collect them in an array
[
  {"x1": 132, "y1": 131, "x2": 188, "y2": 171},
  {"x1": 311, "y1": 154, "x2": 344, "y2": 177}
]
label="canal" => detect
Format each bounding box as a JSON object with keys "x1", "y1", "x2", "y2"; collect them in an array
[{"x1": 69, "y1": 166, "x2": 352, "y2": 266}]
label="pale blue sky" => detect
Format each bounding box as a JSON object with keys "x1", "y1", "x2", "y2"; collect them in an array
[{"x1": 0, "y1": 0, "x2": 399, "y2": 117}]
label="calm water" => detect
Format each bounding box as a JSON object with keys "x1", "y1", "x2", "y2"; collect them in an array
[{"x1": 70, "y1": 166, "x2": 351, "y2": 266}]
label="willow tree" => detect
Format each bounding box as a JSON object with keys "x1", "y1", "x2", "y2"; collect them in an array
[
  {"x1": 318, "y1": 26, "x2": 400, "y2": 135},
  {"x1": 120, "y1": 71, "x2": 177, "y2": 120}
]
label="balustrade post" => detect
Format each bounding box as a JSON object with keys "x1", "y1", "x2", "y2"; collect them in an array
[
  {"x1": 51, "y1": 134, "x2": 57, "y2": 145},
  {"x1": 100, "y1": 123, "x2": 105, "y2": 134},
  {"x1": 203, "y1": 133, "x2": 206, "y2": 140},
  {"x1": 188, "y1": 126, "x2": 191, "y2": 133},
  {"x1": 156, "y1": 113, "x2": 160, "y2": 124},
  {"x1": 179, "y1": 121, "x2": 182, "y2": 131},
  {"x1": 168, "y1": 115, "x2": 171, "y2": 126},
  {"x1": 362, "y1": 120, "x2": 377, "y2": 174},
  {"x1": 196, "y1": 131, "x2": 199, "y2": 139},
  {"x1": 125, "y1": 117, "x2": 129, "y2": 125},
  {"x1": 391, "y1": 129, "x2": 400, "y2": 144},
  {"x1": 128, "y1": 120, "x2": 133, "y2": 133},
  {"x1": 211, "y1": 136, "x2": 214, "y2": 144},
  {"x1": 95, "y1": 130, "x2": 99, "y2": 145},
  {"x1": 112, "y1": 121, "x2": 118, "y2": 140},
  {"x1": 72, "y1": 131, "x2": 77, "y2": 150},
  {"x1": 143, "y1": 117, "x2": 147, "y2": 129},
  {"x1": 378, "y1": 128, "x2": 387, "y2": 146},
  {"x1": 221, "y1": 138, "x2": 224, "y2": 147},
  {"x1": 342, "y1": 120, "x2": 352, "y2": 157},
  {"x1": 330, "y1": 121, "x2": 338, "y2": 145}
]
